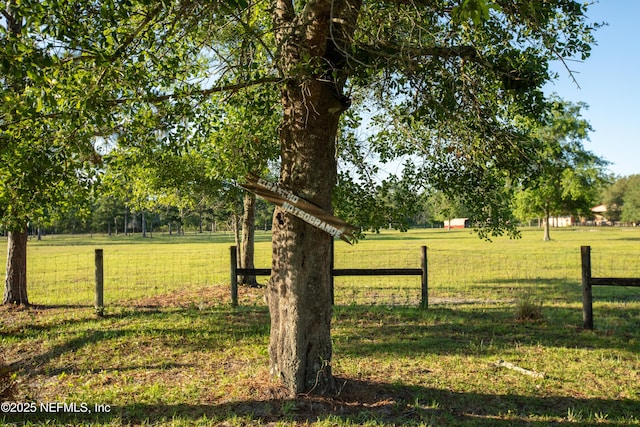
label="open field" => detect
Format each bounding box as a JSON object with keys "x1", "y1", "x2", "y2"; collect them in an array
[
  {"x1": 1, "y1": 226, "x2": 640, "y2": 307},
  {"x1": 1, "y1": 227, "x2": 639, "y2": 425}
]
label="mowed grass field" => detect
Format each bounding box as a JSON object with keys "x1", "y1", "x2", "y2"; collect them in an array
[
  {"x1": 1, "y1": 227, "x2": 639, "y2": 426},
  {"x1": 2, "y1": 226, "x2": 640, "y2": 307}
]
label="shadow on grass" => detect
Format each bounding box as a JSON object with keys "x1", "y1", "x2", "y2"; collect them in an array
[
  {"x1": 359, "y1": 230, "x2": 467, "y2": 241},
  {"x1": 3, "y1": 303, "x2": 639, "y2": 425},
  {"x1": 3, "y1": 305, "x2": 270, "y2": 377},
  {"x1": 468, "y1": 277, "x2": 580, "y2": 298},
  {"x1": 5, "y1": 303, "x2": 638, "y2": 376},
  {"x1": 333, "y1": 304, "x2": 640, "y2": 356},
  {"x1": 471, "y1": 277, "x2": 640, "y2": 302},
  {"x1": 615, "y1": 237, "x2": 640, "y2": 242},
  {"x1": 3, "y1": 378, "x2": 638, "y2": 426},
  {"x1": 26, "y1": 231, "x2": 272, "y2": 247}
]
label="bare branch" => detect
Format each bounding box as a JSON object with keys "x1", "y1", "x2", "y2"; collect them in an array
[{"x1": 553, "y1": 51, "x2": 582, "y2": 89}]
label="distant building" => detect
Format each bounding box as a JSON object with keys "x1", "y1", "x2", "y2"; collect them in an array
[
  {"x1": 591, "y1": 204, "x2": 610, "y2": 225},
  {"x1": 546, "y1": 215, "x2": 576, "y2": 227},
  {"x1": 444, "y1": 218, "x2": 469, "y2": 229}
]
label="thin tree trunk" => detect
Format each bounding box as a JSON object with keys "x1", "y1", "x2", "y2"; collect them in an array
[
  {"x1": 2, "y1": 6, "x2": 28, "y2": 307},
  {"x1": 3, "y1": 229, "x2": 29, "y2": 305},
  {"x1": 124, "y1": 207, "x2": 129, "y2": 236},
  {"x1": 179, "y1": 208, "x2": 185, "y2": 235},
  {"x1": 232, "y1": 212, "x2": 241, "y2": 262},
  {"x1": 240, "y1": 192, "x2": 259, "y2": 287},
  {"x1": 543, "y1": 210, "x2": 551, "y2": 241}
]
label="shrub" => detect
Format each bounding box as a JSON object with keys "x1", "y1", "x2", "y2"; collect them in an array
[{"x1": 514, "y1": 298, "x2": 543, "y2": 322}]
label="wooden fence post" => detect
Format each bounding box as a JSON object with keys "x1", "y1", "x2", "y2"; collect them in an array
[
  {"x1": 420, "y1": 246, "x2": 428, "y2": 309},
  {"x1": 95, "y1": 249, "x2": 104, "y2": 317},
  {"x1": 581, "y1": 245, "x2": 593, "y2": 330},
  {"x1": 330, "y1": 239, "x2": 335, "y2": 305},
  {"x1": 230, "y1": 246, "x2": 238, "y2": 307}
]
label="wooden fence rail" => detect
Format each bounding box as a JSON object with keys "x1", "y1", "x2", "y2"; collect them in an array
[
  {"x1": 230, "y1": 245, "x2": 428, "y2": 309},
  {"x1": 581, "y1": 245, "x2": 640, "y2": 329}
]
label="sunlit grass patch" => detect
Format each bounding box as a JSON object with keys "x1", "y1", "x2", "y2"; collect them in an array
[
  {"x1": 1, "y1": 228, "x2": 639, "y2": 425},
  {"x1": 2, "y1": 297, "x2": 639, "y2": 426}
]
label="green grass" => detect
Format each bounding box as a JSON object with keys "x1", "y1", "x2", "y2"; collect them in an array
[
  {"x1": 2, "y1": 226, "x2": 640, "y2": 307},
  {"x1": 1, "y1": 301, "x2": 638, "y2": 425},
  {"x1": 0, "y1": 231, "x2": 273, "y2": 306},
  {"x1": 1, "y1": 227, "x2": 639, "y2": 425}
]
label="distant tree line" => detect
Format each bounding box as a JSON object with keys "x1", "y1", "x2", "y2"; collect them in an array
[
  {"x1": 601, "y1": 175, "x2": 640, "y2": 226},
  {"x1": 14, "y1": 172, "x2": 640, "y2": 239},
  {"x1": 7, "y1": 190, "x2": 275, "y2": 237}
]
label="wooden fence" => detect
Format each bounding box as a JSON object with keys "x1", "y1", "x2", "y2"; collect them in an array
[
  {"x1": 581, "y1": 245, "x2": 640, "y2": 329},
  {"x1": 230, "y1": 244, "x2": 428, "y2": 309}
]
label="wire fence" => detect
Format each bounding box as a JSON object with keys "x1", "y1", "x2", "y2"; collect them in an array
[
  {"x1": 1, "y1": 233, "x2": 639, "y2": 309},
  {"x1": 12, "y1": 241, "x2": 235, "y2": 307}
]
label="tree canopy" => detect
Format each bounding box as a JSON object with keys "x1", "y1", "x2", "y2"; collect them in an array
[
  {"x1": 2, "y1": 0, "x2": 601, "y2": 236},
  {"x1": 602, "y1": 175, "x2": 640, "y2": 225},
  {"x1": 2, "y1": 0, "x2": 600, "y2": 395},
  {"x1": 513, "y1": 99, "x2": 610, "y2": 240}
]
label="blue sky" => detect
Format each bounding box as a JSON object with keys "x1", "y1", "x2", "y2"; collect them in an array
[{"x1": 544, "y1": 0, "x2": 640, "y2": 177}]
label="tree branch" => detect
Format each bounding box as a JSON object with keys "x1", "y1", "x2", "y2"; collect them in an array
[
  {"x1": 58, "y1": 4, "x2": 163, "y2": 66},
  {"x1": 110, "y1": 5, "x2": 164, "y2": 62},
  {"x1": 353, "y1": 41, "x2": 489, "y2": 69},
  {"x1": 112, "y1": 76, "x2": 284, "y2": 105},
  {"x1": 1, "y1": 9, "x2": 11, "y2": 22},
  {"x1": 0, "y1": 77, "x2": 284, "y2": 131},
  {"x1": 553, "y1": 52, "x2": 582, "y2": 90}
]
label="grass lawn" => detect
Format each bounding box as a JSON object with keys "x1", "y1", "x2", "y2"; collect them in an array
[
  {"x1": 2, "y1": 226, "x2": 640, "y2": 307},
  {"x1": 1, "y1": 227, "x2": 639, "y2": 425}
]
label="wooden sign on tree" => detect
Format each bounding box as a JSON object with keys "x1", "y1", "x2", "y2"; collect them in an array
[{"x1": 240, "y1": 176, "x2": 357, "y2": 244}]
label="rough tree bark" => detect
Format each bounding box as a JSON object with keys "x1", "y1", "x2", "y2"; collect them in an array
[
  {"x1": 3, "y1": 229, "x2": 29, "y2": 305},
  {"x1": 239, "y1": 192, "x2": 259, "y2": 287},
  {"x1": 267, "y1": 0, "x2": 361, "y2": 397},
  {"x1": 268, "y1": 79, "x2": 342, "y2": 396},
  {"x1": 2, "y1": 4, "x2": 29, "y2": 306}
]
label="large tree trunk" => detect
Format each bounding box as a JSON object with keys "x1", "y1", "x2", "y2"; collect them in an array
[
  {"x1": 3, "y1": 229, "x2": 29, "y2": 306},
  {"x1": 268, "y1": 80, "x2": 345, "y2": 396},
  {"x1": 239, "y1": 192, "x2": 259, "y2": 287},
  {"x1": 269, "y1": 0, "x2": 361, "y2": 397}
]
